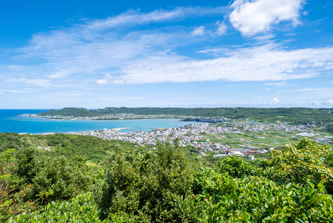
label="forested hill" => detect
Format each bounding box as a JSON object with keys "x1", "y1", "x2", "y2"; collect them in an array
[
  {"x1": 38, "y1": 107, "x2": 100, "y2": 117},
  {"x1": 37, "y1": 107, "x2": 333, "y2": 124}
]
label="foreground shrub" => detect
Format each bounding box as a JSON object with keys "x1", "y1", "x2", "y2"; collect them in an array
[
  {"x1": 98, "y1": 140, "x2": 194, "y2": 222},
  {"x1": 4, "y1": 138, "x2": 333, "y2": 222},
  {"x1": 0, "y1": 148, "x2": 32, "y2": 222},
  {"x1": 262, "y1": 138, "x2": 333, "y2": 192},
  {"x1": 0, "y1": 147, "x2": 97, "y2": 222},
  {"x1": 8, "y1": 193, "x2": 111, "y2": 223},
  {"x1": 179, "y1": 167, "x2": 333, "y2": 222},
  {"x1": 16, "y1": 148, "x2": 94, "y2": 204},
  {"x1": 219, "y1": 155, "x2": 260, "y2": 178}
]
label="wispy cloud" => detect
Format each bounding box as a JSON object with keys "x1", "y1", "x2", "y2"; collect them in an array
[
  {"x1": 253, "y1": 34, "x2": 276, "y2": 41},
  {"x1": 5, "y1": 4, "x2": 331, "y2": 88},
  {"x1": 265, "y1": 81, "x2": 287, "y2": 87},
  {"x1": 191, "y1": 26, "x2": 205, "y2": 36},
  {"x1": 86, "y1": 7, "x2": 227, "y2": 30},
  {"x1": 281, "y1": 88, "x2": 333, "y2": 92},
  {"x1": 1, "y1": 3, "x2": 333, "y2": 109},
  {"x1": 0, "y1": 90, "x2": 24, "y2": 94},
  {"x1": 112, "y1": 44, "x2": 333, "y2": 84},
  {"x1": 6, "y1": 77, "x2": 51, "y2": 87},
  {"x1": 280, "y1": 88, "x2": 333, "y2": 98},
  {"x1": 4, "y1": 6, "x2": 227, "y2": 83},
  {"x1": 212, "y1": 21, "x2": 228, "y2": 37}
]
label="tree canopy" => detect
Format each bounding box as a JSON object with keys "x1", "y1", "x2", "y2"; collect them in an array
[{"x1": 38, "y1": 107, "x2": 333, "y2": 124}]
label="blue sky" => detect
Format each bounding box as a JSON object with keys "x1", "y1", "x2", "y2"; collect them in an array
[{"x1": 0, "y1": 0, "x2": 333, "y2": 108}]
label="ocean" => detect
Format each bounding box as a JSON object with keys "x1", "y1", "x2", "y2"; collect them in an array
[{"x1": 0, "y1": 109, "x2": 199, "y2": 134}]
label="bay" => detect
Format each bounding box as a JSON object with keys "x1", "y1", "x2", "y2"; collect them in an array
[{"x1": 0, "y1": 109, "x2": 199, "y2": 134}]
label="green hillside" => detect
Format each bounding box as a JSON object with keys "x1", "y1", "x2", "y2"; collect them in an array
[
  {"x1": 38, "y1": 107, "x2": 333, "y2": 124},
  {"x1": 38, "y1": 107, "x2": 99, "y2": 117},
  {"x1": 0, "y1": 133, "x2": 136, "y2": 164}
]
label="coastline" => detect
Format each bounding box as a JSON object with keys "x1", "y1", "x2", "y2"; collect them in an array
[
  {"x1": 1, "y1": 112, "x2": 202, "y2": 134},
  {"x1": 22, "y1": 113, "x2": 228, "y2": 124},
  {"x1": 19, "y1": 126, "x2": 135, "y2": 135}
]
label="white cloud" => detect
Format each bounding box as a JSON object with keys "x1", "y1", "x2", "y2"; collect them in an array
[
  {"x1": 96, "y1": 79, "x2": 108, "y2": 85},
  {"x1": 1, "y1": 90, "x2": 24, "y2": 93},
  {"x1": 48, "y1": 69, "x2": 73, "y2": 79},
  {"x1": 2, "y1": 5, "x2": 333, "y2": 108},
  {"x1": 280, "y1": 88, "x2": 333, "y2": 99},
  {"x1": 7, "y1": 6, "x2": 229, "y2": 84},
  {"x1": 328, "y1": 99, "x2": 333, "y2": 105},
  {"x1": 229, "y1": 0, "x2": 304, "y2": 36},
  {"x1": 114, "y1": 44, "x2": 333, "y2": 84},
  {"x1": 314, "y1": 100, "x2": 319, "y2": 105},
  {"x1": 272, "y1": 97, "x2": 279, "y2": 104},
  {"x1": 216, "y1": 21, "x2": 227, "y2": 36},
  {"x1": 265, "y1": 81, "x2": 287, "y2": 86},
  {"x1": 197, "y1": 48, "x2": 225, "y2": 55},
  {"x1": 6, "y1": 77, "x2": 51, "y2": 87},
  {"x1": 87, "y1": 7, "x2": 227, "y2": 30},
  {"x1": 282, "y1": 88, "x2": 333, "y2": 92},
  {"x1": 253, "y1": 34, "x2": 275, "y2": 41},
  {"x1": 191, "y1": 26, "x2": 205, "y2": 36},
  {"x1": 4, "y1": 6, "x2": 227, "y2": 82},
  {"x1": 3, "y1": 5, "x2": 333, "y2": 89}
]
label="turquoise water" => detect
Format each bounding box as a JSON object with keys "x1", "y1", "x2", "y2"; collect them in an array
[{"x1": 0, "y1": 109, "x2": 199, "y2": 134}]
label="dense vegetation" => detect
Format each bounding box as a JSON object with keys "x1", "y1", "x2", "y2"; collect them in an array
[
  {"x1": 326, "y1": 123, "x2": 333, "y2": 133},
  {"x1": 0, "y1": 133, "x2": 136, "y2": 164},
  {"x1": 2, "y1": 132, "x2": 333, "y2": 222},
  {"x1": 0, "y1": 147, "x2": 99, "y2": 222},
  {"x1": 38, "y1": 107, "x2": 333, "y2": 124}
]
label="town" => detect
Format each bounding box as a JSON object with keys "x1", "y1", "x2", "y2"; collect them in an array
[
  {"x1": 24, "y1": 113, "x2": 231, "y2": 123},
  {"x1": 66, "y1": 120, "x2": 332, "y2": 158}
]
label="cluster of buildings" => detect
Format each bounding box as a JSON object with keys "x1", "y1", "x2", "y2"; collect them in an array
[
  {"x1": 312, "y1": 136, "x2": 332, "y2": 144},
  {"x1": 28, "y1": 113, "x2": 232, "y2": 124},
  {"x1": 32, "y1": 113, "x2": 234, "y2": 122},
  {"x1": 67, "y1": 120, "x2": 327, "y2": 157},
  {"x1": 34, "y1": 113, "x2": 186, "y2": 120},
  {"x1": 234, "y1": 122, "x2": 317, "y2": 132},
  {"x1": 21, "y1": 112, "x2": 329, "y2": 158},
  {"x1": 184, "y1": 117, "x2": 231, "y2": 123}
]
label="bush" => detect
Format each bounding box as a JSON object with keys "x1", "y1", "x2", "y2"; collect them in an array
[
  {"x1": 98, "y1": 139, "x2": 194, "y2": 222},
  {"x1": 179, "y1": 167, "x2": 333, "y2": 222},
  {"x1": 1, "y1": 148, "x2": 38, "y2": 222},
  {"x1": 219, "y1": 155, "x2": 260, "y2": 178},
  {"x1": 16, "y1": 148, "x2": 94, "y2": 204},
  {"x1": 4, "y1": 137, "x2": 333, "y2": 222},
  {"x1": 8, "y1": 193, "x2": 106, "y2": 223},
  {"x1": 263, "y1": 138, "x2": 333, "y2": 190},
  {"x1": 16, "y1": 148, "x2": 36, "y2": 183}
]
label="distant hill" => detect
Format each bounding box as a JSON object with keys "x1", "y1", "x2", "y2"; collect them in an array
[
  {"x1": 37, "y1": 107, "x2": 333, "y2": 125},
  {"x1": 38, "y1": 107, "x2": 99, "y2": 117}
]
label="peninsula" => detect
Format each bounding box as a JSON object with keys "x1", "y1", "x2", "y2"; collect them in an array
[{"x1": 34, "y1": 107, "x2": 333, "y2": 124}]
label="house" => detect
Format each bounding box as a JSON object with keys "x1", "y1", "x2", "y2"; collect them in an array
[{"x1": 227, "y1": 150, "x2": 245, "y2": 156}]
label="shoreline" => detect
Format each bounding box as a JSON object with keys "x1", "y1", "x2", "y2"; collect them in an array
[
  {"x1": 2, "y1": 113, "x2": 216, "y2": 135},
  {"x1": 21, "y1": 114, "x2": 187, "y2": 121},
  {"x1": 18, "y1": 127, "x2": 135, "y2": 136},
  {"x1": 3, "y1": 118, "x2": 201, "y2": 135},
  {"x1": 21, "y1": 114, "x2": 227, "y2": 124}
]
